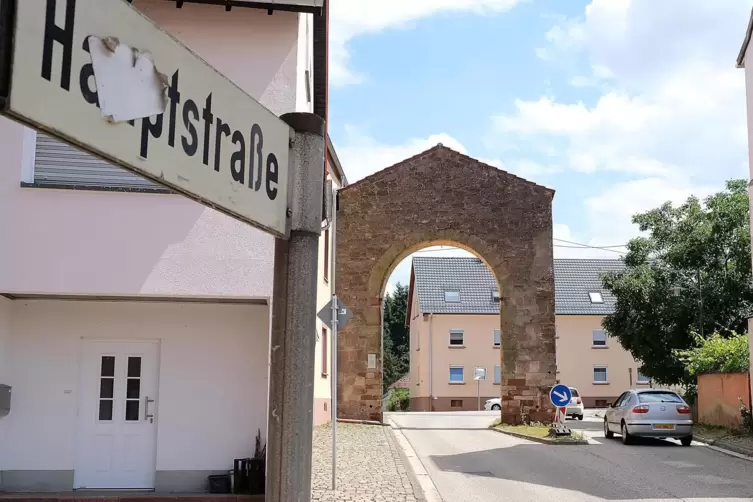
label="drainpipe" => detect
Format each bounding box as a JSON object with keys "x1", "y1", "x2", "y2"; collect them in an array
[{"x1": 429, "y1": 313, "x2": 434, "y2": 412}]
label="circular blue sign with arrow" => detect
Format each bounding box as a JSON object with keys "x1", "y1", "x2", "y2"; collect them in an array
[{"x1": 549, "y1": 384, "x2": 572, "y2": 408}]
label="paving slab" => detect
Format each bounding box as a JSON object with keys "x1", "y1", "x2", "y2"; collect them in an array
[{"x1": 311, "y1": 422, "x2": 421, "y2": 502}]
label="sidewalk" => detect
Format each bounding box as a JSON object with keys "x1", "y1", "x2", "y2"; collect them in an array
[
  {"x1": 694, "y1": 426, "x2": 753, "y2": 458},
  {"x1": 311, "y1": 422, "x2": 422, "y2": 502}
]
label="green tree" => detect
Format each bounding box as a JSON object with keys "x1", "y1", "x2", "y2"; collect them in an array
[
  {"x1": 602, "y1": 179, "x2": 753, "y2": 386},
  {"x1": 383, "y1": 283, "x2": 409, "y2": 389},
  {"x1": 675, "y1": 332, "x2": 750, "y2": 376}
]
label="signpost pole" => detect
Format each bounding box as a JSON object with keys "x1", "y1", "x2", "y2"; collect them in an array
[
  {"x1": 477, "y1": 378, "x2": 480, "y2": 411},
  {"x1": 267, "y1": 112, "x2": 325, "y2": 502},
  {"x1": 330, "y1": 190, "x2": 338, "y2": 491}
]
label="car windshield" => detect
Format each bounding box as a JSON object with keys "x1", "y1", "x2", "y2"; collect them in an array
[
  {"x1": 570, "y1": 388, "x2": 579, "y2": 397},
  {"x1": 638, "y1": 392, "x2": 682, "y2": 404}
]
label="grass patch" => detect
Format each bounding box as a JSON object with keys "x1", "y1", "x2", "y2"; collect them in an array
[
  {"x1": 494, "y1": 423, "x2": 586, "y2": 441},
  {"x1": 693, "y1": 422, "x2": 753, "y2": 441}
]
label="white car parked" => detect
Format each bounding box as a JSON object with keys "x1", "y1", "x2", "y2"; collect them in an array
[
  {"x1": 565, "y1": 387, "x2": 584, "y2": 420},
  {"x1": 484, "y1": 386, "x2": 584, "y2": 420},
  {"x1": 484, "y1": 397, "x2": 502, "y2": 411}
]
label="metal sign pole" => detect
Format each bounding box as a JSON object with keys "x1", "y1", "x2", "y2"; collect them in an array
[
  {"x1": 267, "y1": 113, "x2": 325, "y2": 502},
  {"x1": 330, "y1": 189, "x2": 338, "y2": 491},
  {"x1": 477, "y1": 379, "x2": 480, "y2": 411}
]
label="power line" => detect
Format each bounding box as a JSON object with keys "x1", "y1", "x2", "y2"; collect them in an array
[
  {"x1": 410, "y1": 240, "x2": 629, "y2": 256},
  {"x1": 553, "y1": 238, "x2": 628, "y2": 249}
]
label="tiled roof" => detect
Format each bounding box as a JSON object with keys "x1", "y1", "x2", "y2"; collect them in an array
[
  {"x1": 389, "y1": 375, "x2": 410, "y2": 390},
  {"x1": 553, "y1": 259, "x2": 625, "y2": 315},
  {"x1": 412, "y1": 257, "x2": 500, "y2": 315},
  {"x1": 411, "y1": 257, "x2": 625, "y2": 316}
]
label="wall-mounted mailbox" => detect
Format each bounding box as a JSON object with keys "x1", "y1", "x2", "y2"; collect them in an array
[{"x1": 0, "y1": 384, "x2": 10, "y2": 418}]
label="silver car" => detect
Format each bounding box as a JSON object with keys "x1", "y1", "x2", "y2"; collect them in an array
[{"x1": 604, "y1": 389, "x2": 693, "y2": 446}]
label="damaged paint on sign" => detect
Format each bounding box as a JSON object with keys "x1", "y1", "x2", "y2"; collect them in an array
[{"x1": 88, "y1": 35, "x2": 168, "y2": 122}]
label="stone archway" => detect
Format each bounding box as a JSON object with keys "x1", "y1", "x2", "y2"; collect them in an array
[{"x1": 335, "y1": 145, "x2": 557, "y2": 423}]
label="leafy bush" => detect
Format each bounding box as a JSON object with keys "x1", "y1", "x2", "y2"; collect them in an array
[
  {"x1": 740, "y1": 398, "x2": 753, "y2": 434},
  {"x1": 675, "y1": 332, "x2": 749, "y2": 376},
  {"x1": 386, "y1": 388, "x2": 410, "y2": 411}
]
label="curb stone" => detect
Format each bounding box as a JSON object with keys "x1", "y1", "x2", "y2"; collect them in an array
[
  {"x1": 694, "y1": 436, "x2": 753, "y2": 461},
  {"x1": 491, "y1": 427, "x2": 589, "y2": 445},
  {"x1": 388, "y1": 419, "x2": 444, "y2": 502}
]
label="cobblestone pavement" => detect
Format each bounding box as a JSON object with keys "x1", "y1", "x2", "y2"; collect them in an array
[{"x1": 311, "y1": 422, "x2": 421, "y2": 502}]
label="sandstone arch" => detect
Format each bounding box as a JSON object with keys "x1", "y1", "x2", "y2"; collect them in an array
[{"x1": 335, "y1": 145, "x2": 557, "y2": 423}]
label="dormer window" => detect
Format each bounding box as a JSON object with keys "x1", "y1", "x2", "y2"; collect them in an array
[
  {"x1": 491, "y1": 291, "x2": 500, "y2": 302},
  {"x1": 444, "y1": 291, "x2": 460, "y2": 303},
  {"x1": 589, "y1": 292, "x2": 604, "y2": 304}
]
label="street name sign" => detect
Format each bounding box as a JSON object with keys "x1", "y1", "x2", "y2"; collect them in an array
[
  {"x1": 0, "y1": 0, "x2": 292, "y2": 237},
  {"x1": 317, "y1": 297, "x2": 353, "y2": 331},
  {"x1": 549, "y1": 384, "x2": 572, "y2": 408}
]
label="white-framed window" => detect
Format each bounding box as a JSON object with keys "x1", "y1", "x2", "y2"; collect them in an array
[
  {"x1": 494, "y1": 365, "x2": 501, "y2": 384},
  {"x1": 592, "y1": 329, "x2": 607, "y2": 347},
  {"x1": 444, "y1": 290, "x2": 460, "y2": 303},
  {"x1": 637, "y1": 368, "x2": 650, "y2": 384},
  {"x1": 593, "y1": 366, "x2": 608, "y2": 384},
  {"x1": 449, "y1": 366, "x2": 464, "y2": 383},
  {"x1": 493, "y1": 329, "x2": 501, "y2": 347},
  {"x1": 589, "y1": 292, "x2": 604, "y2": 304},
  {"x1": 491, "y1": 290, "x2": 500, "y2": 302},
  {"x1": 449, "y1": 330, "x2": 464, "y2": 347}
]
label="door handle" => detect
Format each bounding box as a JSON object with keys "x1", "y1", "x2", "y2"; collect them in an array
[{"x1": 144, "y1": 396, "x2": 155, "y2": 422}]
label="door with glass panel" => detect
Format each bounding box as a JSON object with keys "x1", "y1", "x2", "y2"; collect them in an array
[{"x1": 74, "y1": 340, "x2": 159, "y2": 489}]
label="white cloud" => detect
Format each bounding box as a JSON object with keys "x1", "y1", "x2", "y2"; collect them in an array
[
  {"x1": 486, "y1": 0, "x2": 750, "y2": 254},
  {"x1": 329, "y1": 0, "x2": 527, "y2": 86}
]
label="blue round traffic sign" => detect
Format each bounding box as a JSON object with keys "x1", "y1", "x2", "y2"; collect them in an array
[{"x1": 549, "y1": 384, "x2": 572, "y2": 407}]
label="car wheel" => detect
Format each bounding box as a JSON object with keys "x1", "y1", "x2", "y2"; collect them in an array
[
  {"x1": 492, "y1": 404, "x2": 501, "y2": 411},
  {"x1": 680, "y1": 435, "x2": 693, "y2": 447},
  {"x1": 604, "y1": 418, "x2": 614, "y2": 439},
  {"x1": 577, "y1": 414, "x2": 584, "y2": 421},
  {"x1": 621, "y1": 422, "x2": 633, "y2": 445}
]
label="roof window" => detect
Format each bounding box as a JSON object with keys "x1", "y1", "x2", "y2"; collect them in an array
[
  {"x1": 444, "y1": 291, "x2": 460, "y2": 303},
  {"x1": 491, "y1": 291, "x2": 500, "y2": 302},
  {"x1": 589, "y1": 292, "x2": 604, "y2": 304}
]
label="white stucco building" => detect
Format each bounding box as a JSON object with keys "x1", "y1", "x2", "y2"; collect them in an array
[{"x1": 0, "y1": 0, "x2": 342, "y2": 493}]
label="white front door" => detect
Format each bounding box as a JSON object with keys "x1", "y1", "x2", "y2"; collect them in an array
[{"x1": 74, "y1": 340, "x2": 160, "y2": 489}]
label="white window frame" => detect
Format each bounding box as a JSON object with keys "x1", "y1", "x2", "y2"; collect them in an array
[
  {"x1": 449, "y1": 329, "x2": 465, "y2": 348},
  {"x1": 637, "y1": 368, "x2": 650, "y2": 384},
  {"x1": 493, "y1": 329, "x2": 501, "y2": 348},
  {"x1": 449, "y1": 365, "x2": 464, "y2": 384},
  {"x1": 589, "y1": 292, "x2": 604, "y2": 304},
  {"x1": 444, "y1": 290, "x2": 461, "y2": 303},
  {"x1": 493, "y1": 365, "x2": 501, "y2": 385},
  {"x1": 593, "y1": 366, "x2": 608, "y2": 384},
  {"x1": 592, "y1": 329, "x2": 607, "y2": 348}
]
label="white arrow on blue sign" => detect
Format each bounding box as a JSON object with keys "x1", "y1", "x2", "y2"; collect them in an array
[{"x1": 549, "y1": 384, "x2": 572, "y2": 408}]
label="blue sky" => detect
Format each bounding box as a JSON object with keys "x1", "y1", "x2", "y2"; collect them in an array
[{"x1": 327, "y1": 0, "x2": 752, "y2": 292}]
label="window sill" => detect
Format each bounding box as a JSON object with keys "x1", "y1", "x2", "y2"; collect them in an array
[
  {"x1": 593, "y1": 382, "x2": 609, "y2": 385},
  {"x1": 448, "y1": 382, "x2": 465, "y2": 385},
  {"x1": 591, "y1": 345, "x2": 609, "y2": 349},
  {"x1": 636, "y1": 381, "x2": 650, "y2": 385},
  {"x1": 21, "y1": 181, "x2": 173, "y2": 194},
  {"x1": 493, "y1": 382, "x2": 500, "y2": 385},
  {"x1": 448, "y1": 345, "x2": 466, "y2": 349},
  {"x1": 493, "y1": 345, "x2": 501, "y2": 349}
]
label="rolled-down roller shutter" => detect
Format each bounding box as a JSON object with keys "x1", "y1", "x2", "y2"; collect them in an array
[{"x1": 33, "y1": 132, "x2": 162, "y2": 190}]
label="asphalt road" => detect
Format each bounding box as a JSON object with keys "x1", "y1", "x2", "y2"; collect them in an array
[{"x1": 387, "y1": 410, "x2": 753, "y2": 501}]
